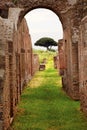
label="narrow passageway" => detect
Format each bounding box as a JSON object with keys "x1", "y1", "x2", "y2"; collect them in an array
[{"x1": 11, "y1": 52, "x2": 87, "y2": 130}]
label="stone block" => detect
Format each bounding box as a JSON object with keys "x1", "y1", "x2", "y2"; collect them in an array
[{"x1": 39, "y1": 64, "x2": 45, "y2": 71}]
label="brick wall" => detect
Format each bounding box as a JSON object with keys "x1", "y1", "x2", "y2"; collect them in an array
[
  {"x1": 58, "y1": 25, "x2": 79, "y2": 100},
  {"x1": 0, "y1": 0, "x2": 87, "y2": 128},
  {"x1": 53, "y1": 56, "x2": 59, "y2": 69},
  {"x1": 58, "y1": 39, "x2": 65, "y2": 76},
  {"x1": 32, "y1": 54, "x2": 39, "y2": 76},
  {"x1": 79, "y1": 16, "x2": 87, "y2": 114},
  {"x1": 0, "y1": 8, "x2": 39, "y2": 130},
  {"x1": 0, "y1": 17, "x2": 14, "y2": 130}
]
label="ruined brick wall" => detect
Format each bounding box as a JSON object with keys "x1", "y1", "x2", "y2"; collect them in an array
[
  {"x1": 74, "y1": 1, "x2": 87, "y2": 113},
  {"x1": 12, "y1": 18, "x2": 33, "y2": 106},
  {"x1": 53, "y1": 56, "x2": 58, "y2": 69},
  {"x1": 58, "y1": 23, "x2": 79, "y2": 100},
  {"x1": 57, "y1": 39, "x2": 67, "y2": 91},
  {"x1": 0, "y1": 0, "x2": 87, "y2": 127},
  {"x1": 17, "y1": 18, "x2": 33, "y2": 90},
  {"x1": 79, "y1": 16, "x2": 87, "y2": 114},
  {"x1": 63, "y1": 27, "x2": 74, "y2": 98},
  {"x1": 32, "y1": 54, "x2": 39, "y2": 76},
  {"x1": 60, "y1": 4, "x2": 80, "y2": 100},
  {"x1": 60, "y1": 0, "x2": 87, "y2": 103},
  {"x1": 0, "y1": 8, "x2": 34, "y2": 130},
  {"x1": 0, "y1": 17, "x2": 14, "y2": 130},
  {"x1": 58, "y1": 39, "x2": 66, "y2": 76}
]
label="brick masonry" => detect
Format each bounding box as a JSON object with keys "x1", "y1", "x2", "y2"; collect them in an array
[
  {"x1": 79, "y1": 16, "x2": 87, "y2": 114},
  {"x1": 0, "y1": 0, "x2": 87, "y2": 129},
  {"x1": 32, "y1": 54, "x2": 39, "y2": 76},
  {"x1": 53, "y1": 56, "x2": 59, "y2": 69},
  {"x1": 0, "y1": 8, "x2": 39, "y2": 130}
]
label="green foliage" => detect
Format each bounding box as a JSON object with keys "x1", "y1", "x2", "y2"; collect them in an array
[
  {"x1": 34, "y1": 37, "x2": 57, "y2": 50},
  {"x1": 11, "y1": 51, "x2": 87, "y2": 130}
]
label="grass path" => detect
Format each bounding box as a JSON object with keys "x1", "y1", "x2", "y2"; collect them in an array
[{"x1": 11, "y1": 54, "x2": 87, "y2": 130}]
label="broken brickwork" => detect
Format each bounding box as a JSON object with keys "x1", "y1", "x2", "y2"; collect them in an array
[
  {"x1": 53, "y1": 56, "x2": 59, "y2": 69},
  {"x1": 32, "y1": 54, "x2": 39, "y2": 76},
  {"x1": 0, "y1": 8, "x2": 39, "y2": 130},
  {"x1": 79, "y1": 16, "x2": 87, "y2": 114},
  {"x1": 58, "y1": 39, "x2": 65, "y2": 76},
  {"x1": 0, "y1": 0, "x2": 87, "y2": 129}
]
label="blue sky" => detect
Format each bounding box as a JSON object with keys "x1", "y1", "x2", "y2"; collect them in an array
[{"x1": 25, "y1": 8, "x2": 63, "y2": 50}]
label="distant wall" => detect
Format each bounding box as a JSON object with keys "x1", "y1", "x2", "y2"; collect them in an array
[{"x1": 32, "y1": 54, "x2": 39, "y2": 76}]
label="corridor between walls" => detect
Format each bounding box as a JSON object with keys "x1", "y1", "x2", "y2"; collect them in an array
[{"x1": 11, "y1": 51, "x2": 87, "y2": 130}]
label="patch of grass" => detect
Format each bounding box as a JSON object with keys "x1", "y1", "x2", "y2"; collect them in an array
[
  {"x1": 11, "y1": 51, "x2": 87, "y2": 130},
  {"x1": 33, "y1": 50, "x2": 56, "y2": 63}
]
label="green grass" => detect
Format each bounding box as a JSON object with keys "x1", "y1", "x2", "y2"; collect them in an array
[
  {"x1": 11, "y1": 51, "x2": 87, "y2": 130},
  {"x1": 33, "y1": 50, "x2": 56, "y2": 63}
]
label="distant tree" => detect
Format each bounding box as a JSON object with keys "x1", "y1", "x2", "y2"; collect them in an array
[{"x1": 34, "y1": 37, "x2": 57, "y2": 50}]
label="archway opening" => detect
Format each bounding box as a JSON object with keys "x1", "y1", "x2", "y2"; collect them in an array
[
  {"x1": 10, "y1": 7, "x2": 81, "y2": 129},
  {"x1": 24, "y1": 8, "x2": 64, "y2": 76},
  {"x1": 25, "y1": 8, "x2": 63, "y2": 50}
]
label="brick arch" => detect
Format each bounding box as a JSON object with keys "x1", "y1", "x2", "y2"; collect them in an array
[
  {"x1": 16, "y1": 0, "x2": 80, "y2": 101},
  {"x1": 18, "y1": 7, "x2": 64, "y2": 29},
  {"x1": 15, "y1": 0, "x2": 80, "y2": 103},
  {"x1": 0, "y1": 0, "x2": 78, "y2": 28},
  {"x1": 25, "y1": 7, "x2": 64, "y2": 30},
  {"x1": 13, "y1": 0, "x2": 78, "y2": 28}
]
